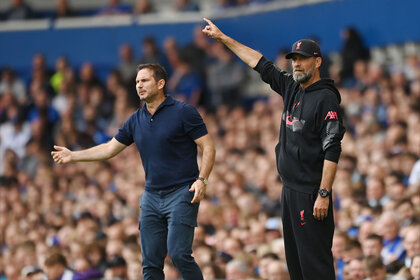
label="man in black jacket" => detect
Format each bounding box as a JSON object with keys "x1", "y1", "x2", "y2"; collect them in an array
[{"x1": 203, "y1": 18, "x2": 345, "y2": 280}]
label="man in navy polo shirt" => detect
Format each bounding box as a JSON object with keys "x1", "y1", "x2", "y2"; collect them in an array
[{"x1": 51, "y1": 64, "x2": 216, "y2": 280}]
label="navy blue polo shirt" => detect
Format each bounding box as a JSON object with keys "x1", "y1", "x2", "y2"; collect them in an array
[{"x1": 114, "y1": 96, "x2": 208, "y2": 190}]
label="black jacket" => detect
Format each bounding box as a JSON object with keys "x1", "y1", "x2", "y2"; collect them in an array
[{"x1": 255, "y1": 56, "x2": 345, "y2": 193}]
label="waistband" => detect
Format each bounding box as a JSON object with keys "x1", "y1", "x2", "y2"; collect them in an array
[{"x1": 145, "y1": 181, "x2": 194, "y2": 194}]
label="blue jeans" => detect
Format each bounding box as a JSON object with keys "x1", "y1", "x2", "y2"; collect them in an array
[{"x1": 139, "y1": 184, "x2": 203, "y2": 280}]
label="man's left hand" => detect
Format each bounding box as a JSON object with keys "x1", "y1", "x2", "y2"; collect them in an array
[
  {"x1": 313, "y1": 195, "x2": 329, "y2": 221},
  {"x1": 189, "y1": 180, "x2": 206, "y2": 203}
]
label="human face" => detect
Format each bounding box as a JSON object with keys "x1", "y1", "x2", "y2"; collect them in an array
[
  {"x1": 291, "y1": 54, "x2": 319, "y2": 85},
  {"x1": 267, "y1": 261, "x2": 289, "y2": 280},
  {"x1": 44, "y1": 264, "x2": 65, "y2": 280},
  {"x1": 135, "y1": 68, "x2": 163, "y2": 103},
  {"x1": 362, "y1": 239, "x2": 382, "y2": 257},
  {"x1": 381, "y1": 215, "x2": 399, "y2": 241},
  {"x1": 410, "y1": 256, "x2": 420, "y2": 279},
  {"x1": 348, "y1": 259, "x2": 366, "y2": 280},
  {"x1": 404, "y1": 229, "x2": 420, "y2": 258},
  {"x1": 258, "y1": 258, "x2": 272, "y2": 279},
  {"x1": 366, "y1": 267, "x2": 386, "y2": 280},
  {"x1": 396, "y1": 202, "x2": 415, "y2": 222}
]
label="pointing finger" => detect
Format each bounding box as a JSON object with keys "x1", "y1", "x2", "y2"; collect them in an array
[{"x1": 203, "y1": 18, "x2": 212, "y2": 25}]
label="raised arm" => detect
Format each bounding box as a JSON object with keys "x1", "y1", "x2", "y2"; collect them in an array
[
  {"x1": 51, "y1": 137, "x2": 127, "y2": 164},
  {"x1": 189, "y1": 134, "x2": 216, "y2": 203},
  {"x1": 202, "y1": 18, "x2": 263, "y2": 68}
]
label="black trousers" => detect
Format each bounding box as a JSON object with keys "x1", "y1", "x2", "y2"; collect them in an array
[{"x1": 281, "y1": 186, "x2": 336, "y2": 280}]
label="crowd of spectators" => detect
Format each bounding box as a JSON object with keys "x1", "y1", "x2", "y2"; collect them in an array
[
  {"x1": 0, "y1": 21, "x2": 419, "y2": 280},
  {"x1": 0, "y1": 0, "x2": 278, "y2": 21}
]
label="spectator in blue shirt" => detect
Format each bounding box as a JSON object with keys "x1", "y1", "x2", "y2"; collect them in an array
[
  {"x1": 51, "y1": 63, "x2": 216, "y2": 280},
  {"x1": 95, "y1": 0, "x2": 131, "y2": 16}
]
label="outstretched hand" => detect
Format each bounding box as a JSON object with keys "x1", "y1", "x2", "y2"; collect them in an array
[
  {"x1": 51, "y1": 145, "x2": 73, "y2": 164},
  {"x1": 202, "y1": 18, "x2": 224, "y2": 41}
]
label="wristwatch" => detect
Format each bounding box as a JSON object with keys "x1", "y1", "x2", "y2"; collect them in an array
[
  {"x1": 197, "y1": 177, "x2": 208, "y2": 185},
  {"x1": 318, "y1": 188, "x2": 330, "y2": 198}
]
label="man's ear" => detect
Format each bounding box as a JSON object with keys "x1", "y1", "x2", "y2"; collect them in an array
[
  {"x1": 158, "y1": 79, "x2": 165, "y2": 90},
  {"x1": 316, "y1": 57, "x2": 322, "y2": 68}
]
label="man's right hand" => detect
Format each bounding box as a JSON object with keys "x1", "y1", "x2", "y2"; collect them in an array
[
  {"x1": 202, "y1": 18, "x2": 225, "y2": 41},
  {"x1": 202, "y1": 17, "x2": 262, "y2": 68},
  {"x1": 51, "y1": 145, "x2": 72, "y2": 164}
]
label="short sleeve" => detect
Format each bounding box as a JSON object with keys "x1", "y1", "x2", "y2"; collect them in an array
[
  {"x1": 114, "y1": 114, "x2": 135, "y2": 146},
  {"x1": 182, "y1": 104, "x2": 208, "y2": 140}
]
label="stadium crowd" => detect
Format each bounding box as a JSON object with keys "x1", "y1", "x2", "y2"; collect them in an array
[
  {"x1": 0, "y1": 0, "x2": 277, "y2": 21},
  {"x1": 0, "y1": 21, "x2": 419, "y2": 280}
]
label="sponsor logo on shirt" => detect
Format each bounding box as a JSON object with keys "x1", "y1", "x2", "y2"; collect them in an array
[{"x1": 324, "y1": 111, "x2": 338, "y2": 120}]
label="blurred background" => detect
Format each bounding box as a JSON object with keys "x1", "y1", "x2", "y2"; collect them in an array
[{"x1": 0, "y1": 0, "x2": 419, "y2": 279}]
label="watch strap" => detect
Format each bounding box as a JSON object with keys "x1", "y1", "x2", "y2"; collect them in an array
[{"x1": 197, "y1": 177, "x2": 208, "y2": 185}]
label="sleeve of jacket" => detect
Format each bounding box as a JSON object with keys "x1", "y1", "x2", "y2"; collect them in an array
[
  {"x1": 317, "y1": 92, "x2": 346, "y2": 163},
  {"x1": 253, "y1": 56, "x2": 294, "y2": 98}
]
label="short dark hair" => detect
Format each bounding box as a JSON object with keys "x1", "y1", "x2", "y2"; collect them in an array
[
  {"x1": 363, "y1": 255, "x2": 384, "y2": 272},
  {"x1": 261, "y1": 252, "x2": 280, "y2": 260},
  {"x1": 344, "y1": 239, "x2": 362, "y2": 251},
  {"x1": 395, "y1": 198, "x2": 413, "y2": 209},
  {"x1": 365, "y1": 234, "x2": 383, "y2": 243},
  {"x1": 44, "y1": 252, "x2": 68, "y2": 267},
  {"x1": 136, "y1": 63, "x2": 167, "y2": 85}
]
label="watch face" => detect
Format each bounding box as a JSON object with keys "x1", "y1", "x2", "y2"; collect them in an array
[{"x1": 319, "y1": 189, "x2": 329, "y2": 197}]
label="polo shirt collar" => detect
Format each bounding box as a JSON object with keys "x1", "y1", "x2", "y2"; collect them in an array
[
  {"x1": 162, "y1": 95, "x2": 175, "y2": 106},
  {"x1": 141, "y1": 95, "x2": 175, "y2": 115}
]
